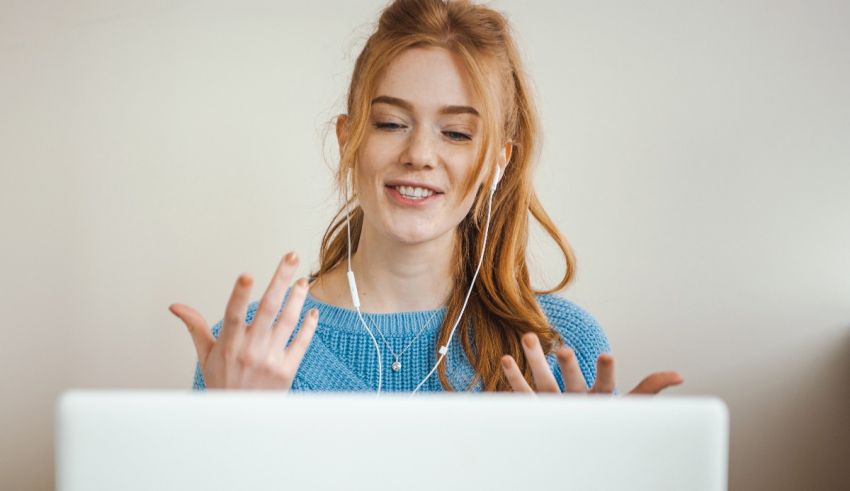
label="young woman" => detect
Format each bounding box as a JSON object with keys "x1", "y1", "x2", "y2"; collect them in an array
[{"x1": 169, "y1": 0, "x2": 683, "y2": 395}]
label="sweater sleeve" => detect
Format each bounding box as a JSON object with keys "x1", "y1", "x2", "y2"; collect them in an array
[{"x1": 536, "y1": 294, "x2": 619, "y2": 395}]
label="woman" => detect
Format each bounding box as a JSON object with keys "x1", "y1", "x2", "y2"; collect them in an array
[{"x1": 169, "y1": 0, "x2": 683, "y2": 395}]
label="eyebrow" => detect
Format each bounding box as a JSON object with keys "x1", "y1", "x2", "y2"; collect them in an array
[{"x1": 371, "y1": 95, "x2": 480, "y2": 117}]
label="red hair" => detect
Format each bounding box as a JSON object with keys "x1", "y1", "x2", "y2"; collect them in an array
[{"x1": 309, "y1": 0, "x2": 577, "y2": 391}]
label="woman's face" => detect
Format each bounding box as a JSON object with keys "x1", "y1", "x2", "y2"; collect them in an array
[{"x1": 348, "y1": 46, "x2": 498, "y2": 246}]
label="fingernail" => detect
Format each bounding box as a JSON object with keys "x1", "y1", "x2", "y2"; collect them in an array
[
  {"x1": 296, "y1": 278, "x2": 307, "y2": 288},
  {"x1": 501, "y1": 357, "x2": 511, "y2": 370},
  {"x1": 522, "y1": 334, "x2": 534, "y2": 348},
  {"x1": 286, "y1": 252, "x2": 298, "y2": 263},
  {"x1": 310, "y1": 308, "x2": 318, "y2": 318}
]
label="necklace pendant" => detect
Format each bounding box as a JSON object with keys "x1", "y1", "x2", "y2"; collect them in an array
[{"x1": 391, "y1": 360, "x2": 402, "y2": 372}]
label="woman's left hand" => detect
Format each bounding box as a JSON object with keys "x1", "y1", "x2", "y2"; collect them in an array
[{"x1": 501, "y1": 332, "x2": 684, "y2": 394}]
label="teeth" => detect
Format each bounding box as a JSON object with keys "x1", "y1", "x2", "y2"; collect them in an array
[{"x1": 395, "y1": 185, "x2": 435, "y2": 199}]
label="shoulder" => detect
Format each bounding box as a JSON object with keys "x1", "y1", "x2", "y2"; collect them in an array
[
  {"x1": 536, "y1": 293, "x2": 611, "y2": 353},
  {"x1": 535, "y1": 293, "x2": 614, "y2": 391}
]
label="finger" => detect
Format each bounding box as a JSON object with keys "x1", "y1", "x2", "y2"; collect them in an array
[
  {"x1": 628, "y1": 371, "x2": 684, "y2": 395},
  {"x1": 281, "y1": 307, "x2": 320, "y2": 376},
  {"x1": 500, "y1": 355, "x2": 534, "y2": 393},
  {"x1": 269, "y1": 277, "x2": 310, "y2": 350},
  {"x1": 521, "y1": 333, "x2": 560, "y2": 392},
  {"x1": 556, "y1": 346, "x2": 587, "y2": 393},
  {"x1": 590, "y1": 353, "x2": 616, "y2": 393},
  {"x1": 218, "y1": 273, "x2": 253, "y2": 348},
  {"x1": 247, "y1": 252, "x2": 299, "y2": 345},
  {"x1": 169, "y1": 303, "x2": 215, "y2": 363}
]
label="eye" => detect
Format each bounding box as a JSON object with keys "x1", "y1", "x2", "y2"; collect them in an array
[
  {"x1": 373, "y1": 122, "x2": 405, "y2": 131},
  {"x1": 444, "y1": 130, "x2": 472, "y2": 141}
]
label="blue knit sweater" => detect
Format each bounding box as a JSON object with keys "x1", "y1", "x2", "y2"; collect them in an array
[{"x1": 193, "y1": 290, "x2": 615, "y2": 393}]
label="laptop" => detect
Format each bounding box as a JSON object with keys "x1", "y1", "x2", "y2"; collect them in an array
[{"x1": 56, "y1": 391, "x2": 728, "y2": 491}]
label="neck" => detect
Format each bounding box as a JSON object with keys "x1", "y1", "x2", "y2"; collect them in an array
[{"x1": 346, "y1": 222, "x2": 455, "y2": 313}]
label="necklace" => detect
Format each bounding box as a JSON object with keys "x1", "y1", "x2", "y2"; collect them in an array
[{"x1": 366, "y1": 308, "x2": 441, "y2": 372}]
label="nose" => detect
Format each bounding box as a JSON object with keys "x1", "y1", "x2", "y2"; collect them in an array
[{"x1": 399, "y1": 125, "x2": 437, "y2": 171}]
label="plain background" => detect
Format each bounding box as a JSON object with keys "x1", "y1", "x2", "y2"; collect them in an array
[{"x1": 1, "y1": 0, "x2": 848, "y2": 489}]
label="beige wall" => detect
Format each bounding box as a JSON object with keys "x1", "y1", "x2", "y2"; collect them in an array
[{"x1": 1, "y1": 1, "x2": 848, "y2": 489}]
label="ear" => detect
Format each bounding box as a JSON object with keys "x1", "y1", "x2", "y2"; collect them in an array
[
  {"x1": 502, "y1": 141, "x2": 513, "y2": 167},
  {"x1": 336, "y1": 114, "x2": 349, "y2": 156}
]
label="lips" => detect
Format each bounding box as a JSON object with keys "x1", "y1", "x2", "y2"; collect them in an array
[
  {"x1": 384, "y1": 180, "x2": 445, "y2": 194},
  {"x1": 385, "y1": 185, "x2": 442, "y2": 206}
]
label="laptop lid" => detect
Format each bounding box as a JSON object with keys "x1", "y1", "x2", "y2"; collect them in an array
[{"x1": 56, "y1": 391, "x2": 728, "y2": 491}]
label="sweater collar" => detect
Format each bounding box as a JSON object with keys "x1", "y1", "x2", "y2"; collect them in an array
[{"x1": 303, "y1": 292, "x2": 448, "y2": 336}]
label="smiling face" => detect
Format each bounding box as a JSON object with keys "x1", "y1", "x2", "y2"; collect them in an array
[{"x1": 345, "y1": 46, "x2": 499, "y2": 246}]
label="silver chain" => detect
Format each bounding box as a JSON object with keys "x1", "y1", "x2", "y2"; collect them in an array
[{"x1": 365, "y1": 308, "x2": 441, "y2": 372}]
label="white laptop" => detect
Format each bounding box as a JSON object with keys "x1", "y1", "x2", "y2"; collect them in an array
[{"x1": 56, "y1": 391, "x2": 728, "y2": 491}]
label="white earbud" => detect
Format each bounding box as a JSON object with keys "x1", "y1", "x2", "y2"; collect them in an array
[{"x1": 491, "y1": 164, "x2": 502, "y2": 191}]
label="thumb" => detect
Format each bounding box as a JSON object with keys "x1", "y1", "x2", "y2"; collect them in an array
[{"x1": 169, "y1": 304, "x2": 215, "y2": 363}]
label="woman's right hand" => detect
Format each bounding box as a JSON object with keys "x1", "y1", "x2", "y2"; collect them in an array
[{"x1": 168, "y1": 251, "x2": 318, "y2": 390}]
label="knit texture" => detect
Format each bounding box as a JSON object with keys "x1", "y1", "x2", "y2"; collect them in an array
[{"x1": 192, "y1": 290, "x2": 616, "y2": 393}]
